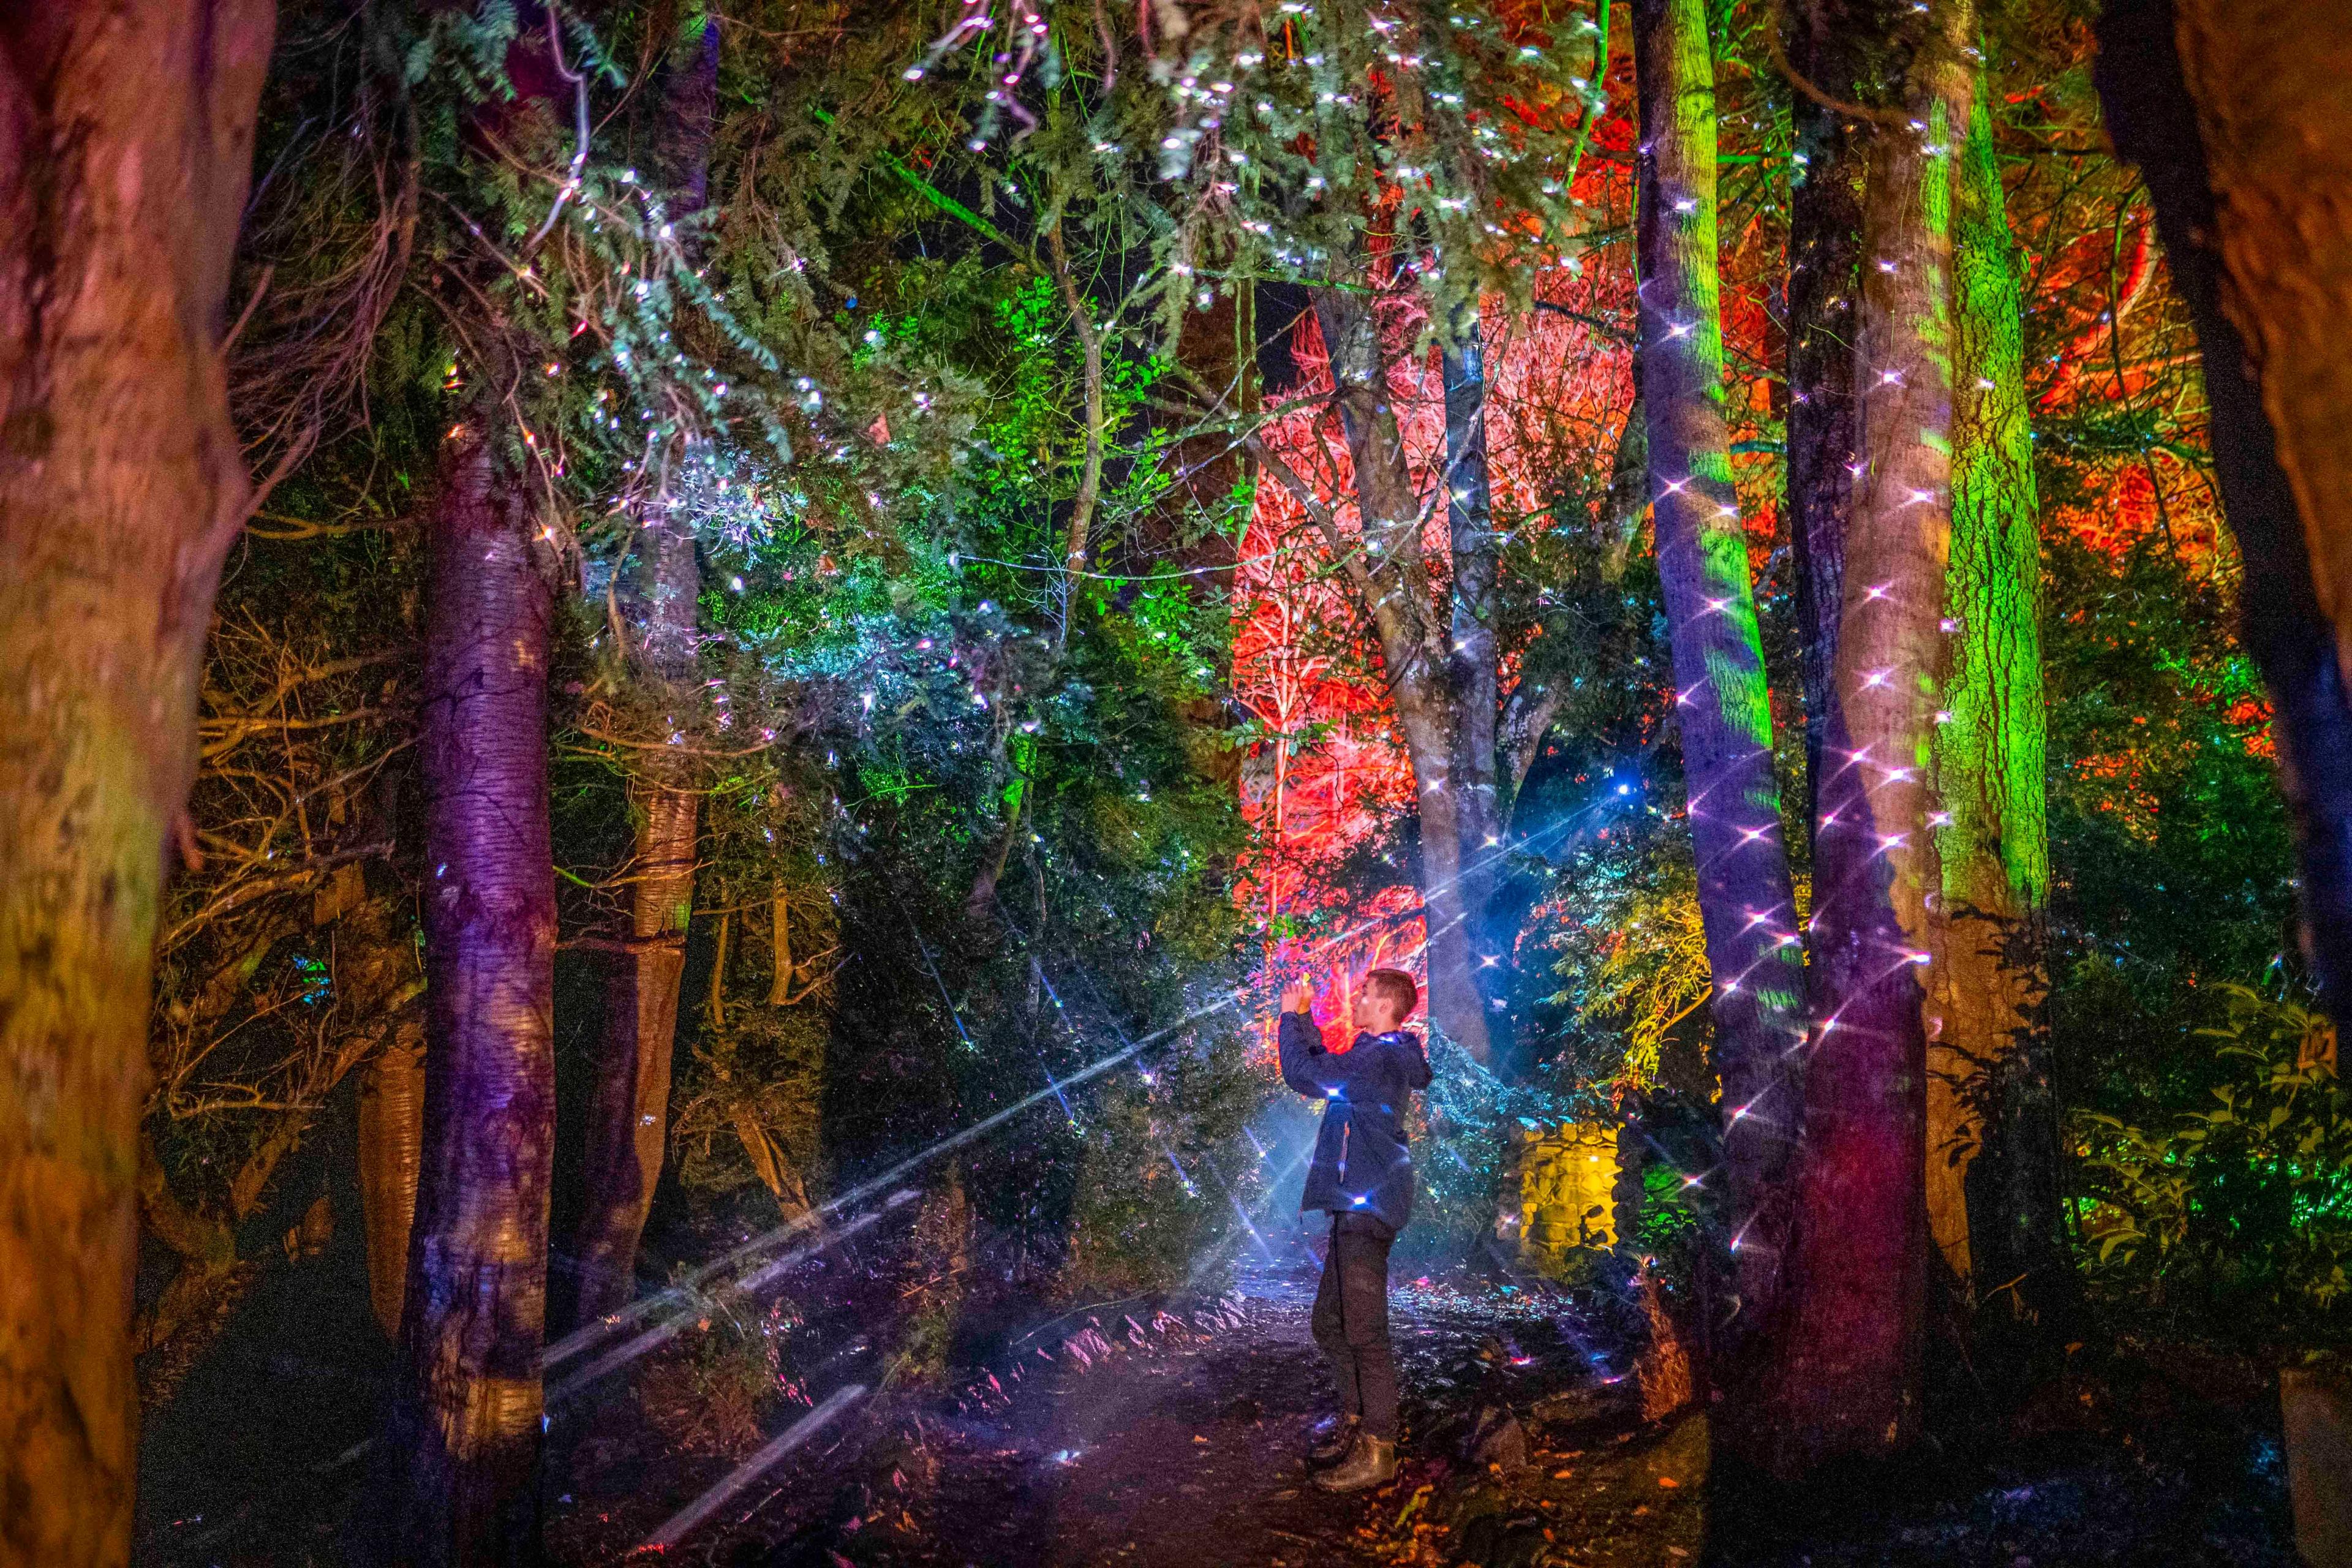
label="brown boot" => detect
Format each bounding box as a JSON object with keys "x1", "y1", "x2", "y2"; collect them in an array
[
  {"x1": 1306, "y1": 1414, "x2": 1359, "y2": 1466},
  {"x1": 1313, "y1": 1432, "x2": 1398, "y2": 1492}
]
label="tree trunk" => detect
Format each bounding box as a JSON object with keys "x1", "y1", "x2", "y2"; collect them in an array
[
  {"x1": 1403, "y1": 704, "x2": 1496, "y2": 1064},
  {"x1": 767, "y1": 891, "x2": 794, "y2": 1006},
  {"x1": 2097, "y1": 0, "x2": 2352, "y2": 1022},
  {"x1": 1630, "y1": 0, "x2": 1804, "y2": 1376},
  {"x1": 573, "y1": 778, "x2": 692, "y2": 1324},
  {"x1": 570, "y1": 15, "x2": 719, "y2": 1331},
  {"x1": 360, "y1": 1030, "x2": 427, "y2": 1341},
  {"x1": 1784, "y1": 0, "x2": 1872, "y2": 843},
  {"x1": 1932, "y1": 91, "x2": 2057, "y2": 1303},
  {"x1": 1441, "y1": 308, "x2": 1513, "y2": 1049},
  {"x1": 0, "y1": 7, "x2": 271, "y2": 1564},
  {"x1": 1771, "y1": 0, "x2": 1972, "y2": 1475},
  {"x1": 1309, "y1": 284, "x2": 1496, "y2": 1064},
  {"x1": 394, "y1": 432, "x2": 560, "y2": 1565}
]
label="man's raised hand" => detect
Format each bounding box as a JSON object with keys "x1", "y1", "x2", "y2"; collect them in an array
[{"x1": 1281, "y1": 978, "x2": 1314, "y2": 1015}]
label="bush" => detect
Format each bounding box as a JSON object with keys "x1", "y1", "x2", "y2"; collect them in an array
[
  {"x1": 2076, "y1": 982, "x2": 2352, "y2": 1348},
  {"x1": 1061, "y1": 1031, "x2": 1268, "y2": 1294},
  {"x1": 635, "y1": 1297, "x2": 803, "y2": 1456}
]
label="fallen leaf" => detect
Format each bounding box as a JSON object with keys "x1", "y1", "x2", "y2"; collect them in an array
[{"x1": 1657, "y1": 1476, "x2": 1679, "y2": 1488}]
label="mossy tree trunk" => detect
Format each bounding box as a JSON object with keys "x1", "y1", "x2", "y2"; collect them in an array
[
  {"x1": 0, "y1": 6, "x2": 271, "y2": 1564},
  {"x1": 1630, "y1": 0, "x2": 1805, "y2": 1403},
  {"x1": 1932, "y1": 91, "x2": 2060, "y2": 1309}
]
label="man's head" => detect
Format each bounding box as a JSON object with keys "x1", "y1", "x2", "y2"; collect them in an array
[{"x1": 1351, "y1": 968, "x2": 1419, "y2": 1034}]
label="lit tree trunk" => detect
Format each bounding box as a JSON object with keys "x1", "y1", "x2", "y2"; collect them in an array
[
  {"x1": 1771, "y1": 0, "x2": 1971, "y2": 1474},
  {"x1": 1931, "y1": 92, "x2": 2057, "y2": 1303},
  {"x1": 1785, "y1": 0, "x2": 1872, "y2": 840},
  {"x1": 360, "y1": 1030, "x2": 427, "y2": 1341},
  {"x1": 2097, "y1": 0, "x2": 2352, "y2": 1022},
  {"x1": 1308, "y1": 285, "x2": 1496, "y2": 1064},
  {"x1": 394, "y1": 432, "x2": 560, "y2": 1564},
  {"x1": 570, "y1": 15, "x2": 719, "y2": 1329},
  {"x1": 1630, "y1": 0, "x2": 1804, "y2": 1365},
  {"x1": 1442, "y1": 308, "x2": 1512, "y2": 1046},
  {"x1": 0, "y1": 7, "x2": 271, "y2": 1564}
]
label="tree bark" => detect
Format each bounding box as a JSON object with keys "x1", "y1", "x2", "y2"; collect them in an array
[
  {"x1": 767, "y1": 891, "x2": 794, "y2": 1007},
  {"x1": 570, "y1": 15, "x2": 719, "y2": 1330},
  {"x1": 2097, "y1": 0, "x2": 2352, "y2": 1023},
  {"x1": 1784, "y1": 0, "x2": 1872, "y2": 843},
  {"x1": 573, "y1": 778, "x2": 692, "y2": 1322},
  {"x1": 1309, "y1": 284, "x2": 1497, "y2": 1064},
  {"x1": 1442, "y1": 307, "x2": 1513, "y2": 1042},
  {"x1": 1932, "y1": 91, "x2": 2057, "y2": 1302},
  {"x1": 394, "y1": 432, "x2": 560, "y2": 1565},
  {"x1": 1630, "y1": 0, "x2": 1804, "y2": 1382},
  {"x1": 360, "y1": 1028, "x2": 427, "y2": 1341},
  {"x1": 0, "y1": 6, "x2": 271, "y2": 1564},
  {"x1": 1770, "y1": 0, "x2": 1972, "y2": 1475}
]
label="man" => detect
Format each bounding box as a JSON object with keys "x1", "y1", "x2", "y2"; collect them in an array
[{"x1": 1278, "y1": 966, "x2": 1433, "y2": 1492}]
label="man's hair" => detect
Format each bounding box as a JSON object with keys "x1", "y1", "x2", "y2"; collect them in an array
[{"x1": 1362, "y1": 968, "x2": 1419, "y2": 1023}]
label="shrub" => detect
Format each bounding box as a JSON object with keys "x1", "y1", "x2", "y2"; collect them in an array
[{"x1": 2076, "y1": 982, "x2": 2352, "y2": 1347}]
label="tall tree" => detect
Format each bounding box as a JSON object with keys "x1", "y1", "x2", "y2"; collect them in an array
[
  {"x1": 1305, "y1": 277, "x2": 1506, "y2": 1064},
  {"x1": 396, "y1": 430, "x2": 561, "y2": 1564},
  {"x1": 0, "y1": 6, "x2": 273, "y2": 1564},
  {"x1": 1441, "y1": 305, "x2": 1509, "y2": 1020},
  {"x1": 1784, "y1": 0, "x2": 1874, "y2": 839},
  {"x1": 390, "y1": 11, "x2": 570, "y2": 1558},
  {"x1": 1629, "y1": 0, "x2": 1806, "y2": 1390},
  {"x1": 570, "y1": 12, "x2": 722, "y2": 1331},
  {"x1": 1771, "y1": 0, "x2": 1973, "y2": 1473},
  {"x1": 1144, "y1": 0, "x2": 1597, "y2": 1068},
  {"x1": 1932, "y1": 89, "x2": 2060, "y2": 1306},
  {"x1": 2097, "y1": 0, "x2": 2352, "y2": 1025}
]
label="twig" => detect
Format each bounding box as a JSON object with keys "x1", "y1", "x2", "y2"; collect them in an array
[{"x1": 524, "y1": 6, "x2": 594, "y2": 254}]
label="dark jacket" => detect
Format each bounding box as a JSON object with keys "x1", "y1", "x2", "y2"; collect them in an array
[{"x1": 1278, "y1": 1009, "x2": 1433, "y2": 1233}]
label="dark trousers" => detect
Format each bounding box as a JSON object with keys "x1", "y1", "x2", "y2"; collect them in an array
[{"x1": 1311, "y1": 1212, "x2": 1399, "y2": 1440}]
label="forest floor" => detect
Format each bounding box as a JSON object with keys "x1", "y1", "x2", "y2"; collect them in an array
[
  {"x1": 544, "y1": 1247, "x2": 1659, "y2": 1568},
  {"x1": 138, "y1": 1185, "x2": 2304, "y2": 1568}
]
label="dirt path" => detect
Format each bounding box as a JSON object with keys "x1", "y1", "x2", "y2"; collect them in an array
[{"x1": 548, "y1": 1240, "x2": 1632, "y2": 1567}]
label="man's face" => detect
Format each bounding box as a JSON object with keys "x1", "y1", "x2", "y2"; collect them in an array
[{"x1": 1351, "y1": 986, "x2": 1400, "y2": 1034}]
